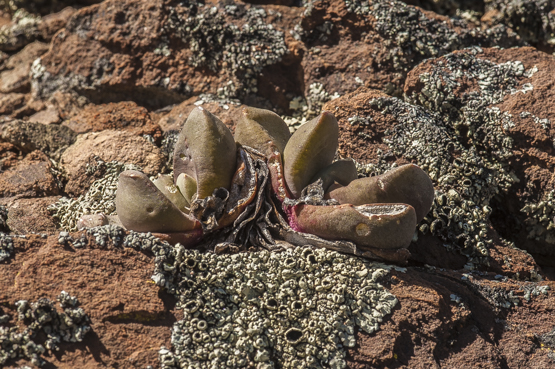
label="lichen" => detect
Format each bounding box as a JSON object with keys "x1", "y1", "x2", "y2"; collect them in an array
[
  {"x1": 360, "y1": 47, "x2": 543, "y2": 267},
  {"x1": 0, "y1": 232, "x2": 14, "y2": 263},
  {"x1": 56, "y1": 229, "x2": 397, "y2": 368},
  {"x1": 165, "y1": 3, "x2": 287, "y2": 99},
  {"x1": 343, "y1": 0, "x2": 521, "y2": 72},
  {"x1": 521, "y1": 190, "x2": 555, "y2": 244},
  {"x1": 0, "y1": 292, "x2": 90, "y2": 367},
  {"x1": 48, "y1": 158, "x2": 140, "y2": 231},
  {"x1": 124, "y1": 231, "x2": 398, "y2": 369},
  {"x1": 282, "y1": 83, "x2": 341, "y2": 133},
  {"x1": 0, "y1": 8, "x2": 41, "y2": 52},
  {"x1": 485, "y1": 0, "x2": 555, "y2": 47}
]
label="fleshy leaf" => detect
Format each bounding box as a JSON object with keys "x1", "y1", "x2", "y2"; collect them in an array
[
  {"x1": 309, "y1": 159, "x2": 358, "y2": 192},
  {"x1": 328, "y1": 164, "x2": 434, "y2": 222},
  {"x1": 288, "y1": 203, "x2": 417, "y2": 250},
  {"x1": 268, "y1": 149, "x2": 292, "y2": 202},
  {"x1": 234, "y1": 106, "x2": 291, "y2": 156},
  {"x1": 175, "y1": 172, "x2": 197, "y2": 205},
  {"x1": 153, "y1": 174, "x2": 190, "y2": 212},
  {"x1": 115, "y1": 170, "x2": 200, "y2": 233},
  {"x1": 283, "y1": 112, "x2": 338, "y2": 198},
  {"x1": 173, "y1": 107, "x2": 236, "y2": 199}
]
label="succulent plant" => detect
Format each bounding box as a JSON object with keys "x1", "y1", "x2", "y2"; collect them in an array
[{"x1": 110, "y1": 106, "x2": 434, "y2": 263}]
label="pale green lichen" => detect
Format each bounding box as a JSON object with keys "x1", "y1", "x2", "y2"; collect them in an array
[{"x1": 48, "y1": 158, "x2": 140, "y2": 231}]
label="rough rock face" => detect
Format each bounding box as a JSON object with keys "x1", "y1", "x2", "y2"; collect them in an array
[{"x1": 1, "y1": 0, "x2": 555, "y2": 368}]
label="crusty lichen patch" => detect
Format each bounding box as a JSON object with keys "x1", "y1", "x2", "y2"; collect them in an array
[
  {"x1": 0, "y1": 232, "x2": 13, "y2": 263},
  {"x1": 157, "y1": 245, "x2": 397, "y2": 369},
  {"x1": 0, "y1": 9, "x2": 41, "y2": 52},
  {"x1": 48, "y1": 158, "x2": 140, "y2": 231},
  {"x1": 165, "y1": 3, "x2": 287, "y2": 100},
  {"x1": 0, "y1": 292, "x2": 90, "y2": 367},
  {"x1": 363, "y1": 47, "x2": 543, "y2": 268},
  {"x1": 282, "y1": 83, "x2": 341, "y2": 133},
  {"x1": 108, "y1": 230, "x2": 399, "y2": 369},
  {"x1": 521, "y1": 190, "x2": 555, "y2": 244}
]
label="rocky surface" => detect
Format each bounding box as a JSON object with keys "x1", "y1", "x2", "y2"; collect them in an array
[{"x1": 1, "y1": 0, "x2": 555, "y2": 368}]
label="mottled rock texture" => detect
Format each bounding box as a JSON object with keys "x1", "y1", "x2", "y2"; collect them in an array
[{"x1": 1, "y1": 0, "x2": 555, "y2": 368}]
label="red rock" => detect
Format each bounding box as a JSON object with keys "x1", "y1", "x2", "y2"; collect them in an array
[
  {"x1": 0, "y1": 234, "x2": 175, "y2": 368},
  {"x1": 0, "y1": 196, "x2": 61, "y2": 234},
  {"x1": 60, "y1": 129, "x2": 164, "y2": 195},
  {"x1": 32, "y1": 0, "x2": 299, "y2": 110},
  {"x1": 27, "y1": 105, "x2": 61, "y2": 124},
  {"x1": 0, "y1": 141, "x2": 20, "y2": 170},
  {"x1": 38, "y1": 6, "x2": 76, "y2": 41},
  {"x1": 0, "y1": 41, "x2": 49, "y2": 94},
  {"x1": 1, "y1": 120, "x2": 77, "y2": 158},
  {"x1": 0, "y1": 150, "x2": 60, "y2": 198},
  {"x1": 0, "y1": 92, "x2": 27, "y2": 115},
  {"x1": 63, "y1": 101, "x2": 162, "y2": 140},
  {"x1": 348, "y1": 268, "x2": 555, "y2": 368},
  {"x1": 300, "y1": 0, "x2": 521, "y2": 102}
]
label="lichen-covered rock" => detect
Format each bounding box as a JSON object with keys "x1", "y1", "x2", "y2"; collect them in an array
[
  {"x1": 299, "y1": 0, "x2": 523, "y2": 102},
  {"x1": 483, "y1": 0, "x2": 555, "y2": 51},
  {"x1": 0, "y1": 232, "x2": 175, "y2": 368},
  {"x1": 1, "y1": 120, "x2": 77, "y2": 160},
  {"x1": 404, "y1": 46, "x2": 555, "y2": 262},
  {"x1": 49, "y1": 158, "x2": 140, "y2": 231},
  {"x1": 31, "y1": 0, "x2": 295, "y2": 110},
  {"x1": 149, "y1": 243, "x2": 398, "y2": 369},
  {"x1": 0, "y1": 9, "x2": 41, "y2": 52}
]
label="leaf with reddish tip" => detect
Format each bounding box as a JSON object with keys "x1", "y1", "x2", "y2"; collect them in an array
[
  {"x1": 328, "y1": 164, "x2": 434, "y2": 222},
  {"x1": 173, "y1": 107, "x2": 236, "y2": 199},
  {"x1": 175, "y1": 173, "x2": 197, "y2": 205},
  {"x1": 288, "y1": 203, "x2": 417, "y2": 250},
  {"x1": 283, "y1": 112, "x2": 339, "y2": 198},
  {"x1": 309, "y1": 159, "x2": 358, "y2": 192},
  {"x1": 234, "y1": 106, "x2": 291, "y2": 156},
  {"x1": 153, "y1": 174, "x2": 190, "y2": 212},
  {"x1": 268, "y1": 150, "x2": 292, "y2": 202},
  {"x1": 115, "y1": 170, "x2": 200, "y2": 233}
]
